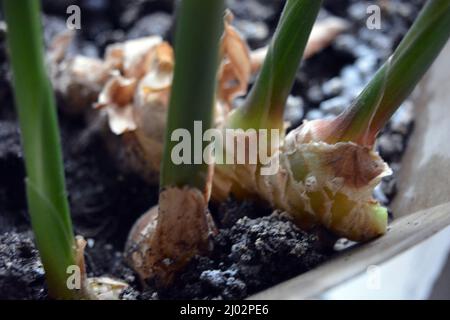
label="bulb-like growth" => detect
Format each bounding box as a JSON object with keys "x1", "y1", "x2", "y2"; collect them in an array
[
  {"x1": 126, "y1": 0, "x2": 224, "y2": 286},
  {"x1": 213, "y1": 0, "x2": 450, "y2": 241}
]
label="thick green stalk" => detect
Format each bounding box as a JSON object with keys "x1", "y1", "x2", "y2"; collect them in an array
[
  {"x1": 160, "y1": 0, "x2": 224, "y2": 190},
  {"x1": 3, "y1": 0, "x2": 78, "y2": 299},
  {"x1": 331, "y1": 0, "x2": 450, "y2": 145},
  {"x1": 129, "y1": 0, "x2": 225, "y2": 286},
  {"x1": 227, "y1": 0, "x2": 323, "y2": 132}
]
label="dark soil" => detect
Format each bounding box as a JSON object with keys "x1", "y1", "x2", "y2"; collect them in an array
[
  {"x1": 0, "y1": 0, "x2": 422, "y2": 300},
  {"x1": 0, "y1": 231, "x2": 47, "y2": 300},
  {"x1": 153, "y1": 212, "x2": 329, "y2": 300}
]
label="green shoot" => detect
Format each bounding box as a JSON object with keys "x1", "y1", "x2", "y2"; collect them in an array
[
  {"x1": 160, "y1": 0, "x2": 225, "y2": 191},
  {"x1": 126, "y1": 0, "x2": 225, "y2": 286},
  {"x1": 2, "y1": 0, "x2": 79, "y2": 299},
  {"x1": 226, "y1": 0, "x2": 323, "y2": 133},
  {"x1": 327, "y1": 0, "x2": 450, "y2": 146}
]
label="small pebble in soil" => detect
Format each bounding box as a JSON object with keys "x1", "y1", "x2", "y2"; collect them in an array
[
  {"x1": 347, "y1": 2, "x2": 368, "y2": 21},
  {"x1": 127, "y1": 12, "x2": 173, "y2": 40},
  {"x1": 226, "y1": 0, "x2": 276, "y2": 22},
  {"x1": 340, "y1": 65, "x2": 363, "y2": 91},
  {"x1": 306, "y1": 84, "x2": 326, "y2": 104},
  {"x1": 233, "y1": 19, "x2": 269, "y2": 48},
  {"x1": 319, "y1": 95, "x2": 348, "y2": 115},
  {"x1": 373, "y1": 184, "x2": 389, "y2": 206},
  {"x1": 360, "y1": 28, "x2": 393, "y2": 54},
  {"x1": 355, "y1": 55, "x2": 378, "y2": 78},
  {"x1": 376, "y1": 133, "x2": 405, "y2": 162},
  {"x1": 284, "y1": 95, "x2": 305, "y2": 125},
  {"x1": 306, "y1": 109, "x2": 325, "y2": 121},
  {"x1": 322, "y1": 77, "x2": 343, "y2": 97},
  {"x1": 334, "y1": 34, "x2": 359, "y2": 53}
]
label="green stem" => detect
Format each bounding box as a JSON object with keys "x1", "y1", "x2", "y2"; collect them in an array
[
  {"x1": 227, "y1": 0, "x2": 323, "y2": 132},
  {"x1": 333, "y1": 0, "x2": 450, "y2": 145},
  {"x1": 3, "y1": 0, "x2": 79, "y2": 299},
  {"x1": 160, "y1": 0, "x2": 225, "y2": 190}
]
